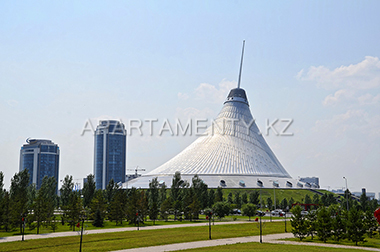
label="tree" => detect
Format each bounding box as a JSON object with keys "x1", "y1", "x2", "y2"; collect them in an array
[
  {"x1": 241, "y1": 192, "x2": 248, "y2": 205},
  {"x1": 364, "y1": 210, "x2": 378, "y2": 238},
  {"x1": 241, "y1": 203, "x2": 256, "y2": 221},
  {"x1": 171, "y1": 172, "x2": 183, "y2": 220},
  {"x1": 182, "y1": 186, "x2": 194, "y2": 220},
  {"x1": 208, "y1": 189, "x2": 215, "y2": 208},
  {"x1": 126, "y1": 188, "x2": 144, "y2": 225},
  {"x1": 82, "y1": 174, "x2": 96, "y2": 208},
  {"x1": 312, "y1": 194, "x2": 320, "y2": 205},
  {"x1": 27, "y1": 184, "x2": 37, "y2": 210},
  {"x1": 109, "y1": 189, "x2": 126, "y2": 225},
  {"x1": 189, "y1": 195, "x2": 201, "y2": 220},
  {"x1": 90, "y1": 190, "x2": 106, "y2": 227},
  {"x1": 360, "y1": 191, "x2": 368, "y2": 212},
  {"x1": 326, "y1": 193, "x2": 337, "y2": 206},
  {"x1": 288, "y1": 197, "x2": 295, "y2": 210},
  {"x1": 305, "y1": 209, "x2": 317, "y2": 239},
  {"x1": 41, "y1": 176, "x2": 57, "y2": 228},
  {"x1": 347, "y1": 207, "x2": 366, "y2": 245},
  {"x1": 342, "y1": 189, "x2": 353, "y2": 210},
  {"x1": 215, "y1": 187, "x2": 223, "y2": 202},
  {"x1": 191, "y1": 175, "x2": 208, "y2": 209},
  {"x1": 105, "y1": 179, "x2": 118, "y2": 204},
  {"x1": 290, "y1": 205, "x2": 308, "y2": 241},
  {"x1": 369, "y1": 198, "x2": 379, "y2": 212},
  {"x1": 234, "y1": 191, "x2": 241, "y2": 209},
  {"x1": 212, "y1": 201, "x2": 230, "y2": 219},
  {"x1": 160, "y1": 197, "x2": 172, "y2": 221},
  {"x1": 66, "y1": 191, "x2": 82, "y2": 231},
  {"x1": 148, "y1": 178, "x2": 159, "y2": 224},
  {"x1": 267, "y1": 197, "x2": 273, "y2": 211},
  {"x1": 280, "y1": 198, "x2": 288, "y2": 210},
  {"x1": 304, "y1": 194, "x2": 312, "y2": 205},
  {"x1": 10, "y1": 169, "x2": 30, "y2": 232},
  {"x1": 139, "y1": 190, "x2": 149, "y2": 222},
  {"x1": 316, "y1": 207, "x2": 332, "y2": 242},
  {"x1": 2, "y1": 191, "x2": 11, "y2": 232},
  {"x1": 93, "y1": 209, "x2": 104, "y2": 227},
  {"x1": 158, "y1": 182, "x2": 167, "y2": 207},
  {"x1": 249, "y1": 191, "x2": 259, "y2": 205},
  {"x1": 0, "y1": 172, "x2": 4, "y2": 229},
  {"x1": 227, "y1": 193, "x2": 233, "y2": 204},
  {"x1": 331, "y1": 206, "x2": 346, "y2": 242},
  {"x1": 60, "y1": 175, "x2": 74, "y2": 208},
  {"x1": 31, "y1": 176, "x2": 57, "y2": 234},
  {"x1": 32, "y1": 191, "x2": 44, "y2": 234}
]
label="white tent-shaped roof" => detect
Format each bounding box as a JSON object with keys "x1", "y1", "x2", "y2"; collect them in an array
[{"x1": 124, "y1": 87, "x2": 306, "y2": 189}]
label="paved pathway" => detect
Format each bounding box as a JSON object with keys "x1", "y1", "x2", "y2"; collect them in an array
[
  {"x1": 0, "y1": 220, "x2": 253, "y2": 243},
  {"x1": 112, "y1": 233, "x2": 380, "y2": 252}
]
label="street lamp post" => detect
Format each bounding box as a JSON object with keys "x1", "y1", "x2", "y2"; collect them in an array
[
  {"x1": 257, "y1": 179, "x2": 263, "y2": 243},
  {"x1": 274, "y1": 185, "x2": 276, "y2": 210},
  {"x1": 284, "y1": 212, "x2": 287, "y2": 233},
  {"x1": 269, "y1": 180, "x2": 277, "y2": 210},
  {"x1": 343, "y1": 177, "x2": 349, "y2": 211},
  {"x1": 79, "y1": 213, "x2": 86, "y2": 252}
]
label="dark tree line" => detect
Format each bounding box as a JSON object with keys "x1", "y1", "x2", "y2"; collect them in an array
[
  {"x1": 0, "y1": 170, "x2": 261, "y2": 232},
  {"x1": 291, "y1": 190, "x2": 379, "y2": 245},
  {"x1": 2, "y1": 169, "x2": 377, "y2": 237}
]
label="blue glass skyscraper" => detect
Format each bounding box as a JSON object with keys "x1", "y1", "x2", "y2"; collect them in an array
[
  {"x1": 19, "y1": 139, "x2": 60, "y2": 192},
  {"x1": 94, "y1": 120, "x2": 127, "y2": 189}
]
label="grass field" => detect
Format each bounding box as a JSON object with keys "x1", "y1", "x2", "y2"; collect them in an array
[
  {"x1": 286, "y1": 234, "x2": 380, "y2": 249},
  {"x1": 0, "y1": 222, "x2": 285, "y2": 252},
  {"x1": 222, "y1": 188, "x2": 331, "y2": 205},
  {"x1": 0, "y1": 215, "x2": 284, "y2": 238},
  {"x1": 173, "y1": 242, "x2": 373, "y2": 252}
]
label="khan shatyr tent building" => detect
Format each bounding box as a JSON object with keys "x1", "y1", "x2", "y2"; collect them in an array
[
  {"x1": 125, "y1": 42, "x2": 314, "y2": 189},
  {"x1": 125, "y1": 86, "x2": 312, "y2": 189}
]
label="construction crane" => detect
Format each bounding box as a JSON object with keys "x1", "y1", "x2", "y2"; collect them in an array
[{"x1": 127, "y1": 166, "x2": 146, "y2": 177}]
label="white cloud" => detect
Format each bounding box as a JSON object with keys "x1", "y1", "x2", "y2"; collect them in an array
[
  {"x1": 177, "y1": 92, "x2": 189, "y2": 101},
  {"x1": 176, "y1": 79, "x2": 236, "y2": 105},
  {"x1": 297, "y1": 56, "x2": 380, "y2": 90},
  {"x1": 313, "y1": 109, "x2": 380, "y2": 138},
  {"x1": 175, "y1": 107, "x2": 214, "y2": 120},
  {"x1": 322, "y1": 89, "x2": 355, "y2": 106},
  {"x1": 195, "y1": 79, "x2": 237, "y2": 104},
  {"x1": 357, "y1": 93, "x2": 380, "y2": 106},
  {"x1": 6, "y1": 99, "x2": 19, "y2": 107}
]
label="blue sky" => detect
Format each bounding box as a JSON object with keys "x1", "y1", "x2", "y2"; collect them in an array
[{"x1": 1, "y1": 1, "x2": 379, "y2": 195}]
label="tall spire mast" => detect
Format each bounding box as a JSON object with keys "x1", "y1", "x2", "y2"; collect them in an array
[{"x1": 237, "y1": 40, "x2": 245, "y2": 89}]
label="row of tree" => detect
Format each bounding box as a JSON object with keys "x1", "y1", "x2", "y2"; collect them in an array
[
  {"x1": 1, "y1": 169, "x2": 378, "y2": 234},
  {"x1": 291, "y1": 204, "x2": 379, "y2": 245}
]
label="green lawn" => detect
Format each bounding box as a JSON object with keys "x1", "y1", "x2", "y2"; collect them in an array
[
  {"x1": 173, "y1": 242, "x2": 373, "y2": 252},
  {"x1": 0, "y1": 215, "x2": 284, "y2": 238},
  {"x1": 221, "y1": 188, "x2": 332, "y2": 206},
  {"x1": 0, "y1": 222, "x2": 285, "y2": 252},
  {"x1": 286, "y1": 234, "x2": 380, "y2": 249}
]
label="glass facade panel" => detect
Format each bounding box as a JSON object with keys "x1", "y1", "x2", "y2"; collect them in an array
[
  {"x1": 23, "y1": 153, "x2": 35, "y2": 185},
  {"x1": 95, "y1": 134, "x2": 104, "y2": 189}
]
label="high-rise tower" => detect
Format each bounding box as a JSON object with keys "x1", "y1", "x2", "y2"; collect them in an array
[
  {"x1": 94, "y1": 120, "x2": 127, "y2": 189},
  {"x1": 19, "y1": 139, "x2": 60, "y2": 192}
]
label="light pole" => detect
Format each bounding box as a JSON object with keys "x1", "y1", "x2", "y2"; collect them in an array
[
  {"x1": 269, "y1": 180, "x2": 277, "y2": 210},
  {"x1": 257, "y1": 179, "x2": 263, "y2": 243},
  {"x1": 343, "y1": 177, "x2": 349, "y2": 211},
  {"x1": 79, "y1": 213, "x2": 86, "y2": 252}
]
